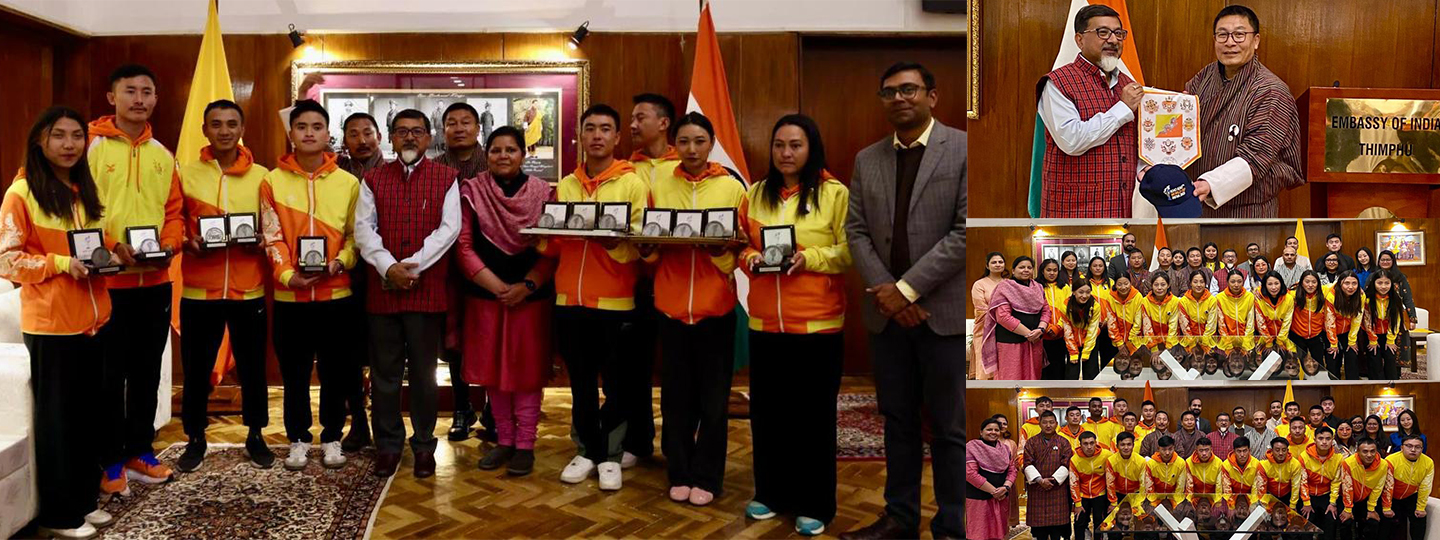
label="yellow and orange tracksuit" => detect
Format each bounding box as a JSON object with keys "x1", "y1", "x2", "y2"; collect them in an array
[
  {"x1": 1061, "y1": 301, "x2": 1103, "y2": 364},
  {"x1": 1254, "y1": 291, "x2": 1296, "y2": 351},
  {"x1": 1084, "y1": 418, "x2": 1119, "y2": 452},
  {"x1": 1367, "y1": 293, "x2": 1406, "y2": 346},
  {"x1": 1057, "y1": 424, "x2": 1086, "y2": 450},
  {"x1": 1222, "y1": 452, "x2": 1263, "y2": 497},
  {"x1": 645, "y1": 162, "x2": 748, "y2": 324},
  {"x1": 628, "y1": 147, "x2": 680, "y2": 189},
  {"x1": 1186, "y1": 453, "x2": 1226, "y2": 494},
  {"x1": 1105, "y1": 450, "x2": 1147, "y2": 503},
  {"x1": 0, "y1": 174, "x2": 111, "y2": 335},
  {"x1": 1043, "y1": 283, "x2": 1070, "y2": 341},
  {"x1": 1276, "y1": 423, "x2": 1315, "y2": 443},
  {"x1": 538, "y1": 160, "x2": 648, "y2": 311},
  {"x1": 1070, "y1": 447, "x2": 1111, "y2": 508},
  {"x1": 1340, "y1": 454, "x2": 1392, "y2": 514},
  {"x1": 1324, "y1": 286, "x2": 1367, "y2": 349},
  {"x1": 1174, "y1": 290, "x2": 1216, "y2": 350},
  {"x1": 179, "y1": 145, "x2": 268, "y2": 300},
  {"x1": 1208, "y1": 288, "x2": 1255, "y2": 352},
  {"x1": 740, "y1": 176, "x2": 849, "y2": 334},
  {"x1": 258, "y1": 152, "x2": 359, "y2": 302},
  {"x1": 86, "y1": 116, "x2": 184, "y2": 289},
  {"x1": 1299, "y1": 443, "x2": 1344, "y2": 510},
  {"x1": 1130, "y1": 293, "x2": 1178, "y2": 351},
  {"x1": 1257, "y1": 454, "x2": 1308, "y2": 502},
  {"x1": 1143, "y1": 452, "x2": 1188, "y2": 500},
  {"x1": 1292, "y1": 290, "x2": 1327, "y2": 342},
  {"x1": 1104, "y1": 287, "x2": 1142, "y2": 352},
  {"x1": 1384, "y1": 452, "x2": 1434, "y2": 512}
]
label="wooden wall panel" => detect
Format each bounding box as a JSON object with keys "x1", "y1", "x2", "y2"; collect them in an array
[
  {"x1": 969, "y1": 0, "x2": 1440, "y2": 218},
  {"x1": 0, "y1": 9, "x2": 73, "y2": 182}
]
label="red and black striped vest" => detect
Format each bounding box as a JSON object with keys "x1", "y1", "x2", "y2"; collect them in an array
[
  {"x1": 1041, "y1": 54, "x2": 1138, "y2": 218},
  {"x1": 363, "y1": 159, "x2": 457, "y2": 314}
]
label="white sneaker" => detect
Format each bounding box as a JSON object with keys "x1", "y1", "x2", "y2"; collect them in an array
[
  {"x1": 38, "y1": 522, "x2": 98, "y2": 539},
  {"x1": 597, "y1": 462, "x2": 623, "y2": 491},
  {"x1": 284, "y1": 442, "x2": 311, "y2": 471},
  {"x1": 560, "y1": 455, "x2": 596, "y2": 484},
  {"x1": 321, "y1": 441, "x2": 346, "y2": 469},
  {"x1": 620, "y1": 451, "x2": 638, "y2": 469},
  {"x1": 84, "y1": 508, "x2": 114, "y2": 528}
]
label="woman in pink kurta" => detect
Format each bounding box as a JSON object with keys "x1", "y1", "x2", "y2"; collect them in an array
[
  {"x1": 970, "y1": 252, "x2": 1008, "y2": 380},
  {"x1": 967, "y1": 418, "x2": 1018, "y2": 540},
  {"x1": 456, "y1": 127, "x2": 556, "y2": 475},
  {"x1": 981, "y1": 256, "x2": 1050, "y2": 380}
]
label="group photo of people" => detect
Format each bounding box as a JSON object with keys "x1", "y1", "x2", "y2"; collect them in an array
[
  {"x1": 0, "y1": 46, "x2": 963, "y2": 540},
  {"x1": 965, "y1": 386, "x2": 1437, "y2": 540},
  {"x1": 969, "y1": 219, "x2": 1439, "y2": 382}
]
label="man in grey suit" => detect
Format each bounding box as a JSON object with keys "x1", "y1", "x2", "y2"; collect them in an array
[{"x1": 839, "y1": 62, "x2": 964, "y2": 540}]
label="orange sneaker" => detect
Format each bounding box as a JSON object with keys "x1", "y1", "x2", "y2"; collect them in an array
[
  {"x1": 125, "y1": 453, "x2": 173, "y2": 484},
  {"x1": 99, "y1": 464, "x2": 130, "y2": 497}
]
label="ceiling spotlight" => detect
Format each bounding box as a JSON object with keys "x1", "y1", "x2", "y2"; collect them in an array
[
  {"x1": 288, "y1": 24, "x2": 305, "y2": 48},
  {"x1": 568, "y1": 21, "x2": 590, "y2": 50}
]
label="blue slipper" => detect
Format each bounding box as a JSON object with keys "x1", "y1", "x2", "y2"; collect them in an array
[
  {"x1": 795, "y1": 517, "x2": 826, "y2": 536},
  {"x1": 745, "y1": 501, "x2": 776, "y2": 520}
]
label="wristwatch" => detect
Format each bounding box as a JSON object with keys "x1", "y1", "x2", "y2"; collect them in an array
[{"x1": 523, "y1": 279, "x2": 538, "y2": 292}]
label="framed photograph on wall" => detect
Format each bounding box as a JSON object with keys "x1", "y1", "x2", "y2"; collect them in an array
[
  {"x1": 1364, "y1": 395, "x2": 1414, "y2": 430},
  {"x1": 1376, "y1": 230, "x2": 1425, "y2": 266},
  {"x1": 293, "y1": 60, "x2": 590, "y2": 183},
  {"x1": 1032, "y1": 235, "x2": 1125, "y2": 265}
]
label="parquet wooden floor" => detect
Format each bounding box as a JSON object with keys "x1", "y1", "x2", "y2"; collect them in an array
[{"x1": 155, "y1": 378, "x2": 940, "y2": 539}]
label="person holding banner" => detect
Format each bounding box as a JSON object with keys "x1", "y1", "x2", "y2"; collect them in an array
[
  {"x1": 1183, "y1": 5, "x2": 1305, "y2": 218},
  {"x1": 1036, "y1": 4, "x2": 1143, "y2": 218}
]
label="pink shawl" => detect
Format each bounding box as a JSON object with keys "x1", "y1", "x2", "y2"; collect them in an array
[
  {"x1": 980, "y1": 278, "x2": 1047, "y2": 374},
  {"x1": 967, "y1": 437, "x2": 1015, "y2": 475},
  {"x1": 459, "y1": 172, "x2": 553, "y2": 255}
]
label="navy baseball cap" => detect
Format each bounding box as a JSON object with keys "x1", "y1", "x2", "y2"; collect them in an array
[{"x1": 1140, "y1": 164, "x2": 1202, "y2": 218}]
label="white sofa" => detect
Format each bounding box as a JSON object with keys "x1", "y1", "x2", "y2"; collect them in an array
[{"x1": 0, "y1": 281, "x2": 172, "y2": 537}]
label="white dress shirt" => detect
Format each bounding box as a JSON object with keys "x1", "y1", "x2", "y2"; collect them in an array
[{"x1": 354, "y1": 160, "x2": 462, "y2": 278}]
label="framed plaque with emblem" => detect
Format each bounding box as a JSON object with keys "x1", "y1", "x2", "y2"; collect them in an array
[
  {"x1": 69, "y1": 228, "x2": 122, "y2": 274},
  {"x1": 126, "y1": 226, "x2": 170, "y2": 260},
  {"x1": 297, "y1": 236, "x2": 329, "y2": 274},
  {"x1": 227, "y1": 213, "x2": 259, "y2": 245},
  {"x1": 198, "y1": 216, "x2": 229, "y2": 249}
]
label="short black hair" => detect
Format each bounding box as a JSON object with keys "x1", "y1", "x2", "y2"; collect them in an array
[
  {"x1": 1074, "y1": 4, "x2": 1121, "y2": 33},
  {"x1": 1213, "y1": 4, "x2": 1260, "y2": 34},
  {"x1": 343, "y1": 112, "x2": 379, "y2": 133},
  {"x1": 632, "y1": 93, "x2": 676, "y2": 123},
  {"x1": 1290, "y1": 416, "x2": 1307, "y2": 425},
  {"x1": 1039, "y1": 411, "x2": 1057, "y2": 421},
  {"x1": 1222, "y1": 249, "x2": 1237, "y2": 256},
  {"x1": 671, "y1": 111, "x2": 715, "y2": 139},
  {"x1": 581, "y1": 104, "x2": 622, "y2": 128},
  {"x1": 485, "y1": 125, "x2": 526, "y2": 154},
  {"x1": 109, "y1": 63, "x2": 158, "y2": 89},
  {"x1": 1310, "y1": 405, "x2": 1324, "y2": 413},
  {"x1": 1066, "y1": 406, "x2": 1083, "y2": 415},
  {"x1": 1141, "y1": 400, "x2": 1155, "y2": 408},
  {"x1": 1271, "y1": 437, "x2": 1289, "y2": 448},
  {"x1": 1038, "y1": 396, "x2": 1055, "y2": 405},
  {"x1": 443, "y1": 102, "x2": 479, "y2": 124},
  {"x1": 391, "y1": 108, "x2": 431, "y2": 133},
  {"x1": 1322, "y1": 396, "x2": 1335, "y2": 403},
  {"x1": 1247, "y1": 243, "x2": 1260, "y2": 249},
  {"x1": 1195, "y1": 437, "x2": 1212, "y2": 446},
  {"x1": 880, "y1": 61, "x2": 936, "y2": 91},
  {"x1": 1286, "y1": 401, "x2": 1301, "y2": 409},
  {"x1": 203, "y1": 99, "x2": 244, "y2": 122},
  {"x1": 1233, "y1": 437, "x2": 1250, "y2": 449},
  {"x1": 1117, "y1": 432, "x2": 1135, "y2": 444},
  {"x1": 1217, "y1": 413, "x2": 1230, "y2": 420},
  {"x1": 1080, "y1": 431, "x2": 1097, "y2": 441},
  {"x1": 289, "y1": 99, "x2": 329, "y2": 126},
  {"x1": 1326, "y1": 233, "x2": 1342, "y2": 242},
  {"x1": 1272, "y1": 399, "x2": 1282, "y2": 405},
  {"x1": 1114, "y1": 398, "x2": 1128, "y2": 405},
  {"x1": 1315, "y1": 426, "x2": 1334, "y2": 438},
  {"x1": 1089, "y1": 397, "x2": 1103, "y2": 404},
  {"x1": 1358, "y1": 437, "x2": 1377, "y2": 448},
  {"x1": 1158, "y1": 436, "x2": 1175, "y2": 448},
  {"x1": 1181, "y1": 411, "x2": 1197, "y2": 421},
  {"x1": 1123, "y1": 412, "x2": 1138, "y2": 419}
]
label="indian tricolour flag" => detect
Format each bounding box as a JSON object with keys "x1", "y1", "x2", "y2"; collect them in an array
[
  {"x1": 687, "y1": 1, "x2": 754, "y2": 369},
  {"x1": 1027, "y1": 0, "x2": 1146, "y2": 218}
]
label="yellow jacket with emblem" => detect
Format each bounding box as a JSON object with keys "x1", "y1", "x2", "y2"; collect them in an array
[
  {"x1": 86, "y1": 116, "x2": 185, "y2": 289},
  {"x1": 179, "y1": 145, "x2": 268, "y2": 300},
  {"x1": 646, "y1": 162, "x2": 748, "y2": 324},
  {"x1": 740, "y1": 175, "x2": 850, "y2": 334},
  {"x1": 259, "y1": 152, "x2": 359, "y2": 302},
  {"x1": 538, "y1": 160, "x2": 649, "y2": 311},
  {"x1": 0, "y1": 173, "x2": 112, "y2": 335}
]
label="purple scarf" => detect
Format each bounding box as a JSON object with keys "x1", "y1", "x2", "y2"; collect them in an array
[
  {"x1": 980, "y1": 278, "x2": 1046, "y2": 373},
  {"x1": 967, "y1": 438, "x2": 1014, "y2": 474},
  {"x1": 459, "y1": 171, "x2": 553, "y2": 255}
]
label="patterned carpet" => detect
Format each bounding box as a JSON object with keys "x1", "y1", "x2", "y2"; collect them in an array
[
  {"x1": 836, "y1": 393, "x2": 931, "y2": 461},
  {"x1": 96, "y1": 444, "x2": 392, "y2": 540}
]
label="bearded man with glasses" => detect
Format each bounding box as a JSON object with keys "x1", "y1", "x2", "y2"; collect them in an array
[
  {"x1": 1036, "y1": 4, "x2": 1144, "y2": 218},
  {"x1": 1182, "y1": 4, "x2": 1304, "y2": 218}
]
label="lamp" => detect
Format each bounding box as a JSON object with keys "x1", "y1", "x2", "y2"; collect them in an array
[
  {"x1": 288, "y1": 24, "x2": 305, "y2": 48},
  {"x1": 568, "y1": 21, "x2": 590, "y2": 50}
]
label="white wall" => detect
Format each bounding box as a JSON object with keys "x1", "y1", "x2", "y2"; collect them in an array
[{"x1": 0, "y1": 0, "x2": 966, "y2": 36}]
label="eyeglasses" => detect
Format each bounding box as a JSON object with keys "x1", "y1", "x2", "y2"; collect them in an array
[
  {"x1": 392, "y1": 128, "x2": 430, "y2": 139},
  {"x1": 1214, "y1": 31, "x2": 1255, "y2": 43},
  {"x1": 878, "y1": 84, "x2": 928, "y2": 100},
  {"x1": 1080, "y1": 28, "x2": 1128, "y2": 41}
]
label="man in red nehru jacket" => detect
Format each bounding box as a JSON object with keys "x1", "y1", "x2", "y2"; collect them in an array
[
  {"x1": 1037, "y1": 4, "x2": 1144, "y2": 218},
  {"x1": 354, "y1": 109, "x2": 461, "y2": 478}
]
